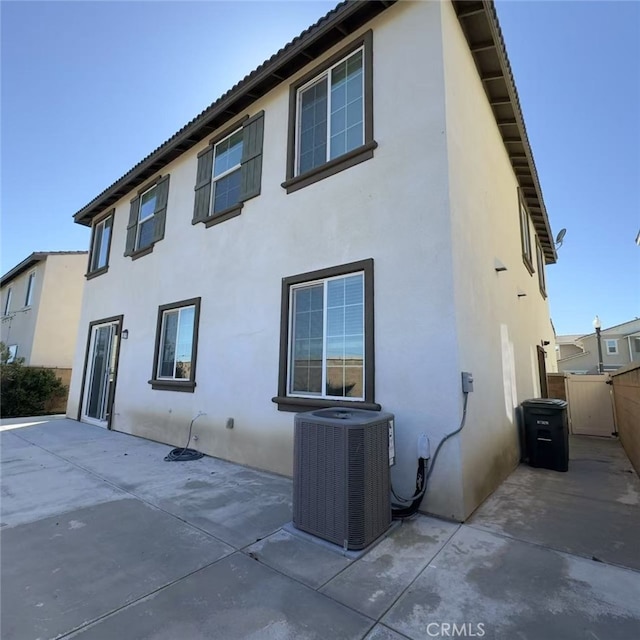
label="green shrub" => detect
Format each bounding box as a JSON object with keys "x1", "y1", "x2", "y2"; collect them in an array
[{"x1": 0, "y1": 342, "x2": 68, "y2": 418}]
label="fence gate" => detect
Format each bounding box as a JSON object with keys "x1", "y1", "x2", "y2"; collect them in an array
[{"x1": 565, "y1": 375, "x2": 615, "y2": 437}]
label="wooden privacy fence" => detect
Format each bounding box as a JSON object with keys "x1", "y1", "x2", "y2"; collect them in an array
[
  {"x1": 564, "y1": 374, "x2": 615, "y2": 437},
  {"x1": 611, "y1": 363, "x2": 640, "y2": 475}
]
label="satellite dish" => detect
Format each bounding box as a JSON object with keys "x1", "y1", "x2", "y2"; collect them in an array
[{"x1": 555, "y1": 228, "x2": 566, "y2": 248}]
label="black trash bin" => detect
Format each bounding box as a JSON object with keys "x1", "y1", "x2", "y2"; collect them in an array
[{"x1": 522, "y1": 398, "x2": 569, "y2": 472}]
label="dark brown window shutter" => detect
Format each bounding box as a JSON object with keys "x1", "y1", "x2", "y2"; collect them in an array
[
  {"x1": 240, "y1": 111, "x2": 264, "y2": 202},
  {"x1": 152, "y1": 175, "x2": 170, "y2": 243},
  {"x1": 125, "y1": 196, "x2": 140, "y2": 256},
  {"x1": 193, "y1": 147, "x2": 214, "y2": 223}
]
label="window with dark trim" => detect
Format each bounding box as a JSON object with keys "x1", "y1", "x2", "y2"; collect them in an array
[
  {"x1": 149, "y1": 297, "x2": 201, "y2": 392},
  {"x1": 192, "y1": 112, "x2": 264, "y2": 228},
  {"x1": 282, "y1": 31, "x2": 376, "y2": 194},
  {"x1": 535, "y1": 236, "x2": 546, "y2": 298},
  {"x1": 273, "y1": 259, "x2": 378, "y2": 412},
  {"x1": 24, "y1": 272, "x2": 35, "y2": 307},
  {"x1": 87, "y1": 210, "x2": 114, "y2": 278},
  {"x1": 125, "y1": 175, "x2": 170, "y2": 260},
  {"x1": 6, "y1": 344, "x2": 17, "y2": 363},
  {"x1": 518, "y1": 188, "x2": 535, "y2": 275},
  {"x1": 3, "y1": 287, "x2": 12, "y2": 315}
]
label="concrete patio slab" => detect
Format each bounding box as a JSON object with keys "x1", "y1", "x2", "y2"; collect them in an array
[
  {"x1": 2, "y1": 418, "x2": 638, "y2": 640},
  {"x1": 0, "y1": 431, "x2": 36, "y2": 456},
  {"x1": 69, "y1": 552, "x2": 374, "y2": 640},
  {"x1": 365, "y1": 625, "x2": 411, "y2": 640},
  {"x1": 1, "y1": 453, "x2": 125, "y2": 528},
  {"x1": 245, "y1": 528, "x2": 354, "y2": 588},
  {"x1": 7, "y1": 418, "x2": 111, "y2": 448},
  {"x1": 0, "y1": 498, "x2": 233, "y2": 640},
  {"x1": 382, "y1": 525, "x2": 640, "y2": 640},
  {"x1": 138, "y1": 467, "x2": 292, "y2": 549},
  {"x1": 469, "y1": 437, "x2": 640, "y2": 571},
  {"x1": 320, "y1": 516, "x2": 458, "y2": 620}
]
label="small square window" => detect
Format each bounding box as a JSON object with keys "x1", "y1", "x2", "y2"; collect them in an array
[
  {"x1": 605, "y1": 339, "x2": 618, "y2": 355},
  {"x1": 150, "y1": 298, "x2": 201, "y2": 392}
]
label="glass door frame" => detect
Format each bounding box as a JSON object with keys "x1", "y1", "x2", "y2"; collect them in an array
[{"x1": 78, "y1": 315, "x2": 123, "y2": 429}]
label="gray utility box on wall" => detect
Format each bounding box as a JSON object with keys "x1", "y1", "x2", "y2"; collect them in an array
[{"x1": 293, "y1": 408, "x2": 393, "y2": 550}]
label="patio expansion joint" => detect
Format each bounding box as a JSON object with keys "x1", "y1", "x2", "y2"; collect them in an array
[
  {"x1": 369, "y1": 522, "x2": 461, "y2": 625},
  {"x1": 5, "y1": 432, "x2": 240, "y2": 551},
  {"x1": 501, "y1": 478, "x2": 640, "y2": 509},
  {"x1": 54, "y1": 550, "x2": 245, "y2": 640},
  {"x1": 463, "y1": 521, "x2": 640, "y2": 576},
  {"x1": 237, "y1": 536, "x2": 379, "y2": 631}
]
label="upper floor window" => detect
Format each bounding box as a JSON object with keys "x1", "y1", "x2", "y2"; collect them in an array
[
  {"x1": 274, "y1": 259, "x2": 378, "y2": 412},
  {"x1": 212, "y1": 130, "x2": 243, "y2": 214},
  {"x1": 125, "y1": 175, "x2": 170, "y2": 259},
  {"x1": 87, "y1": 211, "x2": 113, "y2": 277},
  {"x1": 25, "y1": 272, "x2": 35, "y2": 306},
  {"x1": 3, "y1": 287, "x2": 12, "y2": 315},
  {"x1": 282, "y1": 31, "x2": 375, "y2": 194},
  {"x1": 192, "y1": 112, "x2": 264, "y2": 228},
  {"x1": 634, "y1": 337, "x2": 640, "y2": 353},
  {"x1": 150, "y1": 297, "x2": 201, "y2": 392},
  {"x1": 535, "y1": 237, "x2": 546, "y2": 297},
  {"x1": 605, "y1": 339, "x2": 618, "y2": 355},
  {"x1": 518, "y1": 190, "x2": 534, "y2": 274}
]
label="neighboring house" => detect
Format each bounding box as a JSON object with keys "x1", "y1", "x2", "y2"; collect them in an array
[
  {"x1": 66, "y1": 0, "x2": 558, "y2": 522},
  {"x1": 1, "y1": 252, "x2": 88, "y2": 367},
  {"x1": 557, "y1": 318, "x2": 640, "y2": 374}
]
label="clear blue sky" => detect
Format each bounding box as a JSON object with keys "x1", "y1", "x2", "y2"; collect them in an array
[{"x1": 1, "y1": 1, "x2": 638, "y2": 335}]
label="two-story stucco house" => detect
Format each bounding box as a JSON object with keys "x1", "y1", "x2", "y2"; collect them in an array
[
  {"x1": 557, "y1": 318, "x2": 640, "y2": 374},
  {"x1": 1, "y1": 252, "x2": 87, "y2": 368},
  {"x1": 66, "y1": 0, "x2": 558, "y2": 521}
]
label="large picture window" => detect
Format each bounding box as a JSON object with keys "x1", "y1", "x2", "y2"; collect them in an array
[
  {"x1": 274, "y1": 259, "x2": 378, "y2": 412},
  {"x1": 297, "y1": 48, "x2": 364, "y2": 175},
  {"x1": 283, "y1": 31, "x2": 375, "y2": 194},
  {"x1": 150, "y1": 297, "x2": 201, "y2": 392},
  {"x1": 290, "y1": 273, "x2": 364, "y2": 399}
]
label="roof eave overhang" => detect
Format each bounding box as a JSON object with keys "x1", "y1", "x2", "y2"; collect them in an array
[
  {"x1": 73, "y1": 0, "x2": 557, "y2": 266},
  {"x1": 452, "y1": 0, "x2": 557, "y2": 264},
  {"x1": 73, "y1": 0, "x2": 396, "y2": 227},
  {"x1": 0, "y1": 253, "x2": 46, "y2": 288}
]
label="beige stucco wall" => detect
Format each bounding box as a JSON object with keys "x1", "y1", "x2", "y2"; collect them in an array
[
  {"x1": 67, "y1": 0, "x2": 557, "y2": 522},
  {"x1": 1, "y1": 254, "x2": 86, "y2": 367},
  {"x1": 30, "y1": 254, "x2": 87, "y2": 368},
  {"x1": 0, "y1": 261, "x2": 46, "y2": 364},
  {"x1": 557, "y1": 343, "x2": 583, "y2": 360},
  {"x1": 68, "y1": 0, "x2": 467, "y2": 517},
  {"x1": 440, "y1": 1, "x2": 557, "y2": 518}
]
